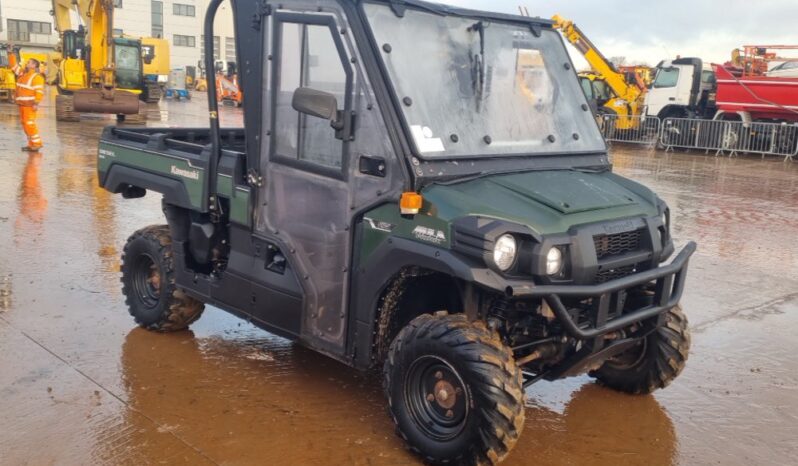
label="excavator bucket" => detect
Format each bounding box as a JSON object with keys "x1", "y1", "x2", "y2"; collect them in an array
[{"x1": 73, "y1": 88, "x2": 140, "y2": 114}]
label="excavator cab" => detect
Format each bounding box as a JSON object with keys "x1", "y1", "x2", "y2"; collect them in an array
[
  {"x1": 112, "y1": 37, "x2": 144, "y2": 91},
  {"x1": 62, "y1": 28, "x2": 87, "y2": 60}
]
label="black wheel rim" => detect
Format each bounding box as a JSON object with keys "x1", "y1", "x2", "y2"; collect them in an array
[
  {"x1": 132, "y1": 253, "x2": 161, "y2": 309},
  {"x1": 404, "y1": 355, "x2": 469, "y2": 441}
]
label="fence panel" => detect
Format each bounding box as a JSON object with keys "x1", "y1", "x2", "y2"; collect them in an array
[
  {"x1": 660, "y1": 117, "x2": 798, "y2": 161},
  {"x1": 598, "y1": 114, "x2": 661, "y2": 147}
]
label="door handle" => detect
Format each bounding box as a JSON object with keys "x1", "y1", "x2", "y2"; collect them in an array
[
  {"x1": 359, "y1": 155, "x2": 386, "y2": 177},
  {"x1": 668, "y1": 97, "x2": 676, "y2": 101}
]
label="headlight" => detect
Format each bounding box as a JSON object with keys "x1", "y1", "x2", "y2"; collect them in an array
[
  {"x1": 545, "y1": 247, "x2": 564, "y2": 275},
  {"x1": 493, "y1": 234, "x2": 517, "y2": 271}
]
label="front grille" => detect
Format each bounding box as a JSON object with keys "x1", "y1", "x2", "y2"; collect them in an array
[
  {"x1": 593, "y1": 229, "x2": 642, "y2": 259},
  {"x1": 595, "y1": 264, "x2": 638, "y2": 283}
]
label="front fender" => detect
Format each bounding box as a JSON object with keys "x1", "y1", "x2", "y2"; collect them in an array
[{"x1": 349, "y1": 236, "x2": 508, "y2": 369}]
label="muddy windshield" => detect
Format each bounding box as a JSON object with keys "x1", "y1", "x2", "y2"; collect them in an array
[{"x1": 363, "y1": 4, "x2": 603, "y2": 158}]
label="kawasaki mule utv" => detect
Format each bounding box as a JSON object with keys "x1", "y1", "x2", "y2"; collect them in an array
[{"x1": 97, "y1": 0, "x2": 695, "y2": 464}]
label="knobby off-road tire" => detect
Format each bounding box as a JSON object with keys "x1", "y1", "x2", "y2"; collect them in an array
[
  {"x1": 591, "y1": 305, "x2": 690, "y2": 394},
  {"x1": 121, "y1": 225, "x2": 204, "y2": 331},
  {"x1": 384, "y1": 312, "x2": 525, "y2": 465}
]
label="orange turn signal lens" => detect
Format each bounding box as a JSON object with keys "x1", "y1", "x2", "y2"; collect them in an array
[{"x1": 400, "y1": 192, "x2": 423, "y2": 215}]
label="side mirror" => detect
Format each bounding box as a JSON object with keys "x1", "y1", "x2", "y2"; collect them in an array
[{"x1": 292, "y1": 87, "x2": 343, "y2": 130}]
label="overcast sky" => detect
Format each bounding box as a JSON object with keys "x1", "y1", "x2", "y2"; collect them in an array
[{"x1": 444, "y1": 0, "x2": 798, "y2": 68}]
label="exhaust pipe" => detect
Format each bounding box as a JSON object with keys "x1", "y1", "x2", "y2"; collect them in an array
[{"x1": 73, "y1": 88, "x2": 140, "y2": 114}]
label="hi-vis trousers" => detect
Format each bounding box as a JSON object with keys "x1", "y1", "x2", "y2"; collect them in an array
[{"x1": 19, "y1": 105, "x2": 42, "y2": 149}]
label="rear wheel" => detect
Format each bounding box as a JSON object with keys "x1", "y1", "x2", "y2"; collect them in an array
[
  {"x1": 774, "y1": 126, "x2": 797, "y2": 155},
  {"x1": 590, "y1": 305, "x2": 690, "y2": 394},
  {"x1": 121, "y1": 225, "x2": 204, "y2": 331},
  {"x1": 595, "y1": 107, "x2": 617, "y2": 139},
  {"x1": 384, "y1": 312, "x2": 525, "y2": 465}
]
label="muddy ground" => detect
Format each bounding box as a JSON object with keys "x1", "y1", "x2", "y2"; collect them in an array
[{"x1": 0, "y1": 93, "x2": 796, "y2": 465}]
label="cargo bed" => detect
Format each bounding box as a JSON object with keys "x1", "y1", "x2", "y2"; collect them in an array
[{"x1": 97, "y1": 126, "x2": 252, "y2": 224}]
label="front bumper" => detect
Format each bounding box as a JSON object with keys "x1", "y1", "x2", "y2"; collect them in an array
[{"x1": 504, "y1": 241, "x2": 696, "y2": 339}]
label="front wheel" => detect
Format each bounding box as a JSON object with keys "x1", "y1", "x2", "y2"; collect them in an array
[
  {"x1": 384, "y1": 312, "x2": 525, "y2": 465},
  {"x1": 591, "y1": 305, "x2": 690, "y2": 394},
  {"x1": 121, "y1": 225, "x2": 204, "y2": 331}
]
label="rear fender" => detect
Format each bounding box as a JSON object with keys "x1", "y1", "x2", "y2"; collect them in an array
[{"x1": 101, "y1": 164, "x2": 194, "y2": 209}]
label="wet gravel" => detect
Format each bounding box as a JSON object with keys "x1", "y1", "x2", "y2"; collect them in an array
[{"x1": 0, "y1": 92, "x2": 796, "y2": 465}]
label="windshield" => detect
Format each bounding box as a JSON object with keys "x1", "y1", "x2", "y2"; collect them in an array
[
  {"x1": 0, "y1": 49, "x2": 8, "y2": 68},
  {"x1": 363, "y1": 4, "x2": 604, "y2": 158}
]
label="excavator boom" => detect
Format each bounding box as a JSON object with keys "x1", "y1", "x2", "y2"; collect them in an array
[
  {"x1": 51, "y1": 0, "x2": 90, "y2": 35},
  {"x1": 51, "y1": 0, "x2": 140, "y2": 116}
]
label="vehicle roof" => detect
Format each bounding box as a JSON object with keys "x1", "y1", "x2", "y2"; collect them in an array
[
  {"x1": 658, "y1": 58, "x2": 714, "y2": 71},
  {"x1": 366, "y1": 0, "x2": 555, "y2": 29}
]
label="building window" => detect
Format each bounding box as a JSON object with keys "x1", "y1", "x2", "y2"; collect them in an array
[
  {"x1": 174, "y1": 34, "x2": 196, "y2": 47},
  {"x1": 7, "y1": 19, "x2": 52, "y2": 41},
  {"x1": 173, "y1": 3, "x2": 195, "y2": 17},
  {"x1": 151, "y1": 1, "x2": 163, "y2": 38},
  {"x1": 200, "y1": 35, "x2": 221, "y2": 61},
  {"x1": 114, "y1": 0, "x2": 123, "y2": 8},
  {"x1": 113, "y1": 28, "x2": 123, "y2": 36},
  {"x1": 225, "y1": 36, "x2": 235, "y2": 61}
]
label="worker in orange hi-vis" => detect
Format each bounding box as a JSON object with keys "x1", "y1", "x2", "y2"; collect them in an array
[{"x1": 9, "y1": 49, "x2": 46, "y2": 151}]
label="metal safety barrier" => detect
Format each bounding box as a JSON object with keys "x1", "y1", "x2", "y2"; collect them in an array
[
  {"x1": 598, "y1": 114, "x2": 661, "y2": 147},
  {"x1": 660, "y1": 117, "x2": 798, "y2": 161}
]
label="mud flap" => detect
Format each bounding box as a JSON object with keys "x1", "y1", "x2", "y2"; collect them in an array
[{"x1": 73, "y1": 88, "x2": 140, "y2": 114}]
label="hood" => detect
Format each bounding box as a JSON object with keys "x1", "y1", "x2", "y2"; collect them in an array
[{"x1": 423, "y1": 170, "x2": 660, "y2": 236}]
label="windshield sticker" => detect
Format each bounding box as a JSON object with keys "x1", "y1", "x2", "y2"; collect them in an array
[
  {"x1": 412, "y1": 226, "x2": 446, "y2": 244},
  {"x1": 410, "y1": 125, "x2": 445, "y2": 153}
]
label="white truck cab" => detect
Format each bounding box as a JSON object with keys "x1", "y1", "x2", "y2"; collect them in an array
[{"x1": 645, "y1": 58, "x2": 716, "y2": 119}]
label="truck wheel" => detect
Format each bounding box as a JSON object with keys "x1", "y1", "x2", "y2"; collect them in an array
[
  {"x1": 384, "y1": 312, "x2": 525, "y2": 465},
  {"x1": 121, "y1": 225, "x2": 204, "y2": 332},
  {"x1": 591, "y1": 305, "x2": 690, "y2": 394}
]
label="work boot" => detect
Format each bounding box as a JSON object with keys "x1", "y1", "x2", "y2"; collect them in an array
[{"x1": 21, "y1": 146, "x2": 41, "y2": 152}]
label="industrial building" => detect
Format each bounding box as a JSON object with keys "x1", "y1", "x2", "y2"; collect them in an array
[{"x1": 0, "y1": 0, "x2": 234, "y2": 70}]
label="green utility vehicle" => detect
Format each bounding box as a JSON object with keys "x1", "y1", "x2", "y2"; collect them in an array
[{"x1": 97, "y1": 0, "x2": 695, "y2": 464}]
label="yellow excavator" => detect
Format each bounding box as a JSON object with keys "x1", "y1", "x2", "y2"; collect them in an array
[
  {"x1": 552, "y1": 15, "x2": 645, "y2": 131},
  {"x1": 0, "y1": 44, "x2": 19, "y2": 103},
  {"x1": 51, "y1": 0, "x2": 141, "y2": 121},
  {"x1": 141, "y1": 37, "x2": 170, "y2": 102}
]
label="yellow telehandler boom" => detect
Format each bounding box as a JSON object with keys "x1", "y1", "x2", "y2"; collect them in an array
[{"x1": 551, "y1": 14, "x2": 644, "y2": 130}]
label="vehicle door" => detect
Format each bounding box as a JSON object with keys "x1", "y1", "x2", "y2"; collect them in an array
[
  {"x1": 579, "y1": 76, "x2": 598, "y2": 113},
  {"x1": 257, "y1": 1, "x2": 403, "y2": 356},
  {"x1": 645, "y1": 65, "x2": 680, "y2": 117}
]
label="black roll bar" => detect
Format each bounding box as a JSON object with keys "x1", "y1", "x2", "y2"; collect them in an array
[{"x1": 204, "y1": 0, "x2": 224, "y2": 210}]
